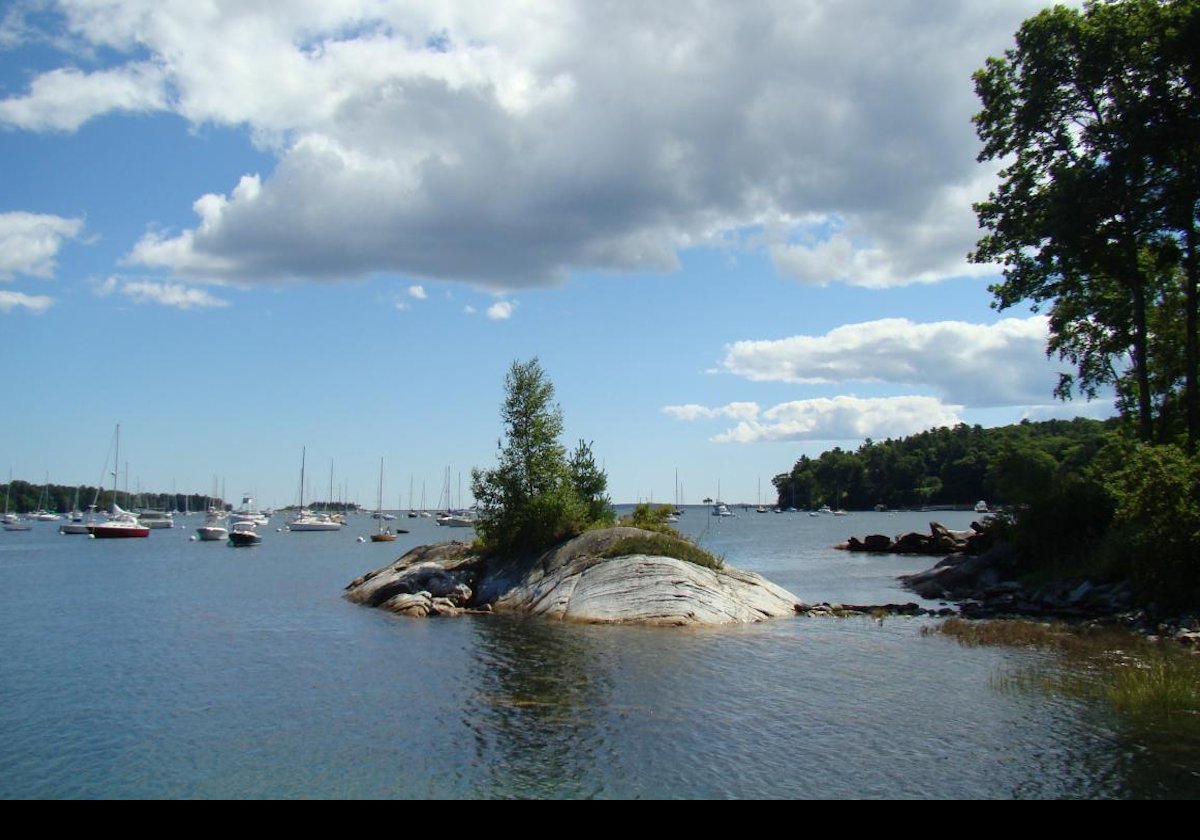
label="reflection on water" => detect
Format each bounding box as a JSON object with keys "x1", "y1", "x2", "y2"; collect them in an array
[{"x1": 465, "y1": 616, "x2": 616, "y2": 798}]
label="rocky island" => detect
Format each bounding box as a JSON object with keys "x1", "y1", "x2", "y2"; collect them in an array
[{"x1": 345, "y1": 526, "x2": 803, "y2": 626}]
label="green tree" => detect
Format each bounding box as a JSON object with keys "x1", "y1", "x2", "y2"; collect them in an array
[
  {"x1": 1109, "y1": 443, "x2": 1200, "y2": 607},
  {"x1": 972, "y1": 0, "x2": 1200, "y2": 448},
  {"x1": 568, "y1": 439, "x2": 615, "y2": 527},
  {"x1": 471, "y1": 358, "x2": 612, "y2": 555}
]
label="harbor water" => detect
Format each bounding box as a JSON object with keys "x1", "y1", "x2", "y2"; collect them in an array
[{"x1": 1, "y1": 509, "x2": 1195, "y2": 798}]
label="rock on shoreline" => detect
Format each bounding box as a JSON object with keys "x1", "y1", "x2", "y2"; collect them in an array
[{"x1": 345, "y1": 526, "x2": 803, "y2": 626}]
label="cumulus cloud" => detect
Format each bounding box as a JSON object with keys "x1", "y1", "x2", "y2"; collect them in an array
[
  {"x1": 691, "y1": 396, "x2": 965, "y2": 444},
  {"x1": 0, "y1": 212, "x2": 85, "y2": 280},
  {"x1": 92, "y1": 275, "x2": 228, "y2": 309},
  {"x1": 407, "y1": 285, "x2": 427, "y2": 300},
  {"x1": 1, "y1": 1, "x2": 1047, "y2": 289},
  {"x1": 0, "y1": 62, "x2": 168, "y2": 132},
  {"x1": 486, "y1": 300, "x2": 515, "y2": 320},
  {"x1": 720, "y1": 316, "x2": 1064, "y2": 408},
  {"x1": 0, "y1": 290, "x2": 54, "y2": 313}
]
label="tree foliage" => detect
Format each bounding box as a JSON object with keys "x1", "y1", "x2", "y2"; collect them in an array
[
  {"x1": 971, "y1": 0, "x2": 1200, "y2": 449},
  {"x1": 471, "y1": 358, "x2": 614, "y2": 555},
  {"x1": 771, "y1": 418, "x2": 1116, "y2": 510},
  {"x1": 1108, "y1": 443, "x2": 1200, "y2": 608}
]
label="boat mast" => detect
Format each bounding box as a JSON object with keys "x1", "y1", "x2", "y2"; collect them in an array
[
  {"x1": 113, "y1": 425, "x2": 120, "y2": 510},
  {"x1": 299, "y1": 446, "x2": 306, "y2": 511}
]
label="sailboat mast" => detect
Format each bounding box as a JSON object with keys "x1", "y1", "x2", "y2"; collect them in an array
[
  {"x1": 113, "y1": 424, "x2": 120, "y2": 509},
  {"x1": 377, "y1": 457, "x2": 384, "y2": 513}
]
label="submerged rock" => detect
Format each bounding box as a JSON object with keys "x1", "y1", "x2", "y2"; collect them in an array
[{"x1": 345, "y1": 527, "x2": 802, "y2": 626}]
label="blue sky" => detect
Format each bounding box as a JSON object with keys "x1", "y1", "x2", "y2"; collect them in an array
[{"x1": 0, "y1": 0, "x2": 1111, "y2": 508}]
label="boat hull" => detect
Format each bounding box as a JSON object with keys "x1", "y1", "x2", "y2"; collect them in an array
[
  {"x1": 196, "y1": 526, "x2": 228, "y2": 541},
  {"x1": 90, "y1": 524, "x2": 150, "y2": 538},
  {"x1": 288, "y1": 521, "x2": 342, "y2": 531}
]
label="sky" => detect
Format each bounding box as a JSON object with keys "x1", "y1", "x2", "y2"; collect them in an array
[{"x1": 0, "y1": 0, "x2": 1112, "y2": 509}]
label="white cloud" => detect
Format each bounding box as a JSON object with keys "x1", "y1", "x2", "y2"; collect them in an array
[
  {"x1": 407, "y1": 285, "x2": 427, "y2": 300},
  {"x1": 0, "y1": 63, "x2": 168, "y2": 132},
  {"x1": 393, "y1": 300, "x2": 410, "y2": 311},
  {"x1": 0, "y1": 212, "x2": 85, "y2": 280},
  {"x1": 706, "y1": 396, "x2": 964, "y2": 444},
  {"x1": 486, "y1": 300, "x2": 515, "y2": 320},
  {"x1": 91, "y1": 275, "x2": 119, "y2": 296},
  {"x1": 0, "y1": 290, "x2": 54, "y2": 313},
  {"x1": 721, "y1": 316, "x2": 1066, "y2": 408},
  {"x1": 93, "y1": 275, "x2": 228, "y2": 309},
  {"x1": 2, "y1": 1, "x2": 1049, "y2": 289},
  {"x1": 662, "y1": 402, "x2": 760, "y2": 422},
  {"x1": 463, "y1": 304, "x2": 477, "y2": 315}
]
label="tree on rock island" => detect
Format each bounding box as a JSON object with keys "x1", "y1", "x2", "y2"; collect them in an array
[{"x1": 471, "y1": 358, "x2": 614, "y2": 555}]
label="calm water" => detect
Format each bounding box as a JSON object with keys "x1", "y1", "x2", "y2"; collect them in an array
[{"x1": 1, "y1": 509, "x2": 1196, "y2": 799}]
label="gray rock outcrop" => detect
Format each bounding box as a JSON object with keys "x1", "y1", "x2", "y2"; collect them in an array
[{"x1": 345, "y1": 527, "x2": 802, "y2": 626}]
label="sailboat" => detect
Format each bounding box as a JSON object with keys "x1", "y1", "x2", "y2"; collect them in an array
[
  {"x1": 288, "y1": 447, "x2": 342, "y2": 531},
  {"x1": 3, "y1": 470, "x2": 31, "y2": 531},
  {"x1": 370, "y1": 458, "x2": 404, "y2": 542},
  {"x1": 90, "y1": 425, "x2": 150, "y2": 538},
  {"x1": 406, "y1": 475, "x2": 419, "y2": 518},
  {"x1": 195, "y1": 484, "x2": 229, "y2": 541},
  {"x1": 60, "y1": 486, "x2": 93, "y2": 534}
]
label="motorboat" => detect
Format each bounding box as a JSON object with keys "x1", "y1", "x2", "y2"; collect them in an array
[
  {"x1": 137, "y1": 510, "x2": 175, "y2": 529},
  {"x1": 435, "y1": 511, "x2": 475, "y2": 528},
  {"x1": 228, "y1": 521, "x2": 262, "y2": 547},
  {"x1": 3, "y1": 512, "x2": 31, "y2": 532},
  {"x1": 230, "y1": 494, "x2": 270, "y2": 526},
  {"x1": 196, "y1": 521, "x2": 229, "y2": 541},
  {"x1": 60, "y1": 504, "x2": 95, "y2": 534}
]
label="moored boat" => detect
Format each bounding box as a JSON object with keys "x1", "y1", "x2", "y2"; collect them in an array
[
  {"x1": 90, "y1": 503, "x2": 150, "y2": 538},
  {"x1": 137, "y1": 510, "x2": 175, "y2": 529},
  {"x1": 288, "y1": 448, "x2": 343, "y2": 532},
  {"x1": 89, "y1": 426, "x2": 149, "y2": 538},
  {"x1": 228, "y1": 520, "x2": 262, "y2": 547},
  {"x1": 435, "y1": 510, "x2": 475, "y2": 527}
]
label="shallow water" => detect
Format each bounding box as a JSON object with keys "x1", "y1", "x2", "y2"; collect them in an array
[{"x1": 0, "y1": 509, "x2": 1195, "y2": 798}]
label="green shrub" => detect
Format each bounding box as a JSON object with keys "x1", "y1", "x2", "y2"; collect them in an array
[
  {"x1": 601, "y1": 532, "x2": 724, "y2": 571},
  {"x1": 618, "y1": 502, "x2": 677, "y2": 534},
  {"x1": 1108, "y1": 444, "x2": 1200, "y2": 610}
]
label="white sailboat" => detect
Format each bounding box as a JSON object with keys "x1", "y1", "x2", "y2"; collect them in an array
[
  {"x1": 289, "y1": 447, "x2": 342, "y2": 531},
  {"x1": 3, "y1": 470, "x2": 31, "y2": 531},
  {"x1": 90, "y1": 425, "x2": 150, "y2": 538}
]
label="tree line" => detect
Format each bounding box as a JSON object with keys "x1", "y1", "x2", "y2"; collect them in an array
[
  {"x1": 771, "y1": 417, "x2": 1117, "y2": 511},
  {"x1": 1, "y1": 481, "x2": 225, "y2": 515}
]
